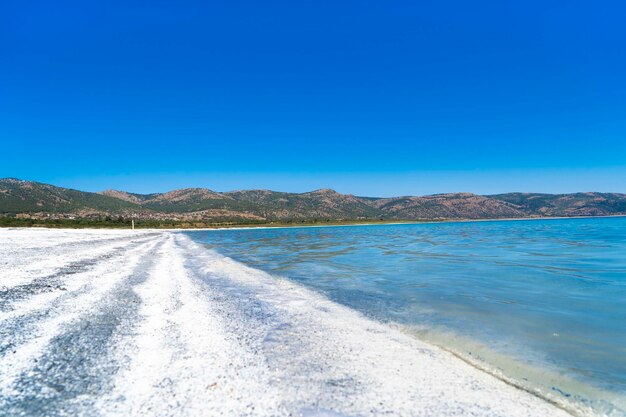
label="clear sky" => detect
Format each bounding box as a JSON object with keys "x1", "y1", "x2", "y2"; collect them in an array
[{"x1": 2, "y1": 1, "x2": 625, "y2": 196}]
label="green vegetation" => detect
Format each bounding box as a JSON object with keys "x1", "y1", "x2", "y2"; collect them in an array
[
  {"x1": 0, "y1": 216, "x2": 133, "y2": 229},
  {"x1": 3, "y1": 178, "x2": 626, "y2": 227},
  {"x1": 0, "y1": 178, "x2": 138, "y2": 213},
  {"x1": 490, "y1": 192, "x2": 626, "y2": 216},
  {"x1": 0, "y1": 216, "x2": 423, "y2": 229}
]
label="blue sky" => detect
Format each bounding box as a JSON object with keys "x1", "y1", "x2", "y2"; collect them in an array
[{"x1": 2, "y1": 1, "x2": 625, "y2": 196}]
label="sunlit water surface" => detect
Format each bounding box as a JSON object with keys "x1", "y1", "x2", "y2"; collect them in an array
[{"x1": 186, "y1": 217, "x2": 626, "y2": 415}]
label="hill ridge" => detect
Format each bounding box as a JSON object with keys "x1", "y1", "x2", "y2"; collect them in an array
[{"x1": 2, "y1": 178, "x2": 626, "y2": 223}]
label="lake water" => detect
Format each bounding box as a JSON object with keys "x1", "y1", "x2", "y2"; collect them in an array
[{"x1": 186, "y1": 217, "x2": 626, "y2": 416}]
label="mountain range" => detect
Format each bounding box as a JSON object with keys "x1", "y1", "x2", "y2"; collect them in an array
[{"x1": 2, "y1": 178, "x2": 626, "y2": 224}]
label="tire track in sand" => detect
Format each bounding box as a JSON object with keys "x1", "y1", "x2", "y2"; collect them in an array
[{"x1": 0, "y1": 235, "x2": 166, "y2": 416}]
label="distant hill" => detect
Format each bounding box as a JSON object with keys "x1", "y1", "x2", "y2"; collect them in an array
[
  {"x1": 225, "y1": 188, "x2": 381, "y2": 220},
  {"x1": 2, "y1": 178, "x2": 626, "y2": 224},
  {"x1": 489, "y1": 192, "x2": 626, "y2": 217},
  {"x1": 0, "y1": 178, "x2": 138, "y2": 214},
  {"x1": 103, "y1": 188, "x2": 236, "y2": 212},
  {"x1": 370, "y1": 193, "x2": 526, "y2": 219}
]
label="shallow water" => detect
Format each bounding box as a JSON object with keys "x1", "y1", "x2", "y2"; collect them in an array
[{"x1": 186, "y1": 217, "x2": 626, "y2": 415}]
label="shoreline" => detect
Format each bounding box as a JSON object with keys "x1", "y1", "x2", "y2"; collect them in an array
[
  {"x1": 180, "y1": 217, "x2": 626, "y2": 417},
  {"x1": 0, "y1": 227, "x2": 578, "y2": 416},
  {"x1": 398, "y1": 324, "x2": 624, "y2": 417},
  {"x1": 2, "y1": 222, "x2": 625, "y2": 415},
  {"x1": 3, "y1": 214, "x2": 626, "y2": 232},
  {"x1": 176, "y1": 213, "x2": 626, "y2": 232}
]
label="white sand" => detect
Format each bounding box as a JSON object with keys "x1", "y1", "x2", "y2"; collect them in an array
[{"x1": 0, "y1": 228, "x2": 575, "y2": 417}]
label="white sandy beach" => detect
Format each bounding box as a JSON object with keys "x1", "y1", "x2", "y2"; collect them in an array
[{"x1": 0, "y1": 228, "x2": 574, "y2": 417}]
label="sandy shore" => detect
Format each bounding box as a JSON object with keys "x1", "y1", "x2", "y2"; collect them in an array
[{"x1": 0, "y1": 228, "x2": 574, "y2": 416}]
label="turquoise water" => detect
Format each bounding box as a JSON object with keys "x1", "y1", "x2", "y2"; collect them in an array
[{"x1": 186, "y1": 217, "x2": 626, "y2": 415}]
